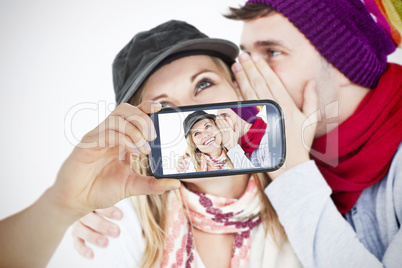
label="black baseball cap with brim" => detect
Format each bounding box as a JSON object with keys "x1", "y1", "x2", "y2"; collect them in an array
[
  {"x1": 113, "y1": 20, "x2": 239, "y2": 104},
  {"x1": 183, "y1": 111, "x2": 217, "y2": 138}
]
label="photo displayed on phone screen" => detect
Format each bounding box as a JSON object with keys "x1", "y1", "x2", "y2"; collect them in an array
[{"x1": 149, "y1": 100, "x2": 285, "y2": 179}]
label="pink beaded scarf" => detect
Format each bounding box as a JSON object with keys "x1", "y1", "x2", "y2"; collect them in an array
[
  {"x1": 160, "y1": 176, "x2": 261, "y2": 267},
  {"x1": 200, "y1": 150, "x2": 228, "y2": 171}
]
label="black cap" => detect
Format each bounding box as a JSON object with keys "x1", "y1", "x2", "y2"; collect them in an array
[
  {"x1": 183, "y1": 111, "x2": 217, "y2": 138},
  {"x1": 113, "y1": 20, "x2": 239, "y2": 104}
]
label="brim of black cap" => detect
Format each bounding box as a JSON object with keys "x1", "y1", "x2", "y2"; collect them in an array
[{"x1": 117, "y1": 38, "x2": 239, "y2": 104}]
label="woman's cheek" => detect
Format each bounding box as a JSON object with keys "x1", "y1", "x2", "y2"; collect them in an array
[
  {"x1": 193, "y1": 138, "x2": 201, "y2": 148},
  {"x1": 215, "y1": 132, "x2": 223, "y2": 145}
]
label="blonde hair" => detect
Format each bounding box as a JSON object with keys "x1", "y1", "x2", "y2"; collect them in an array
[{"x1": 128, "y1": 56, "x2": 284, "y2": 267}]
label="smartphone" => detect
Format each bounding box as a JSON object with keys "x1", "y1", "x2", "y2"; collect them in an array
[{"x1": 148, "y1": 100, "x2": 285, "y2": 179}]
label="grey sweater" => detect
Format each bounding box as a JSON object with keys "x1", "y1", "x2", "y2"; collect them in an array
[
  {"x1": 265, "y1": 144, "x2": 402, "y2": 267},
  {"x1": 249, "y1": 131, "x2": 270, "y2": 168}
]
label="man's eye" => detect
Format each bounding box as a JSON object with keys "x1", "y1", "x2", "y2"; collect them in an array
[
  {"x1": 195, "y1": 78, "x2": 213, "y2": 95},
  {"x1": 268, "y1": 49, "x2": 282, "y2": 57}
]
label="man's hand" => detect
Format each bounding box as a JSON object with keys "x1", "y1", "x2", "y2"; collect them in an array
[
  {"x1": 232, "y1": 53, "x2": 318, "y2": 179},
  {"x1": 72, "y1": 207, "x2": 122, "y2": 259},
  {"x1": 216, "y1": 116, "x2": 239, "y2": 150}
]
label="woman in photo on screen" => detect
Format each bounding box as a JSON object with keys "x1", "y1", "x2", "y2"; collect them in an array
[{"x1": 177, "y1": 110, "x2": 254, "y2": 173}]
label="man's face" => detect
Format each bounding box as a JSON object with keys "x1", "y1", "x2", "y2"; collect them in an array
[
  {"x1": 217, "y1": 108, "x2": 242, "y2": 133},
  {"x1": 240, "y1": 12, "x2": 334, "y2": 110}
]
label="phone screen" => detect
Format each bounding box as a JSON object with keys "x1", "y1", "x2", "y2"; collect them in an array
[{"x1": 149, "y1": 100, "x2": 285, "y2": 179}]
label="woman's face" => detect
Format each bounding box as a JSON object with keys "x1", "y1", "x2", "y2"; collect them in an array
[
  {"x1": 190, "y1": 118, "x2": 222, "y2": 155},
  {"x1": 141, "y1": 55, "x2": 245, "y2": 184},
  {"x1": 142, "y1": 55, "x2": 239, "y2": 107}
]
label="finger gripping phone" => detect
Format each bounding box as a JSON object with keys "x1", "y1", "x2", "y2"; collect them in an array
[{"x1": 148, "y1": 100, "x2": 285, "y2": 179}]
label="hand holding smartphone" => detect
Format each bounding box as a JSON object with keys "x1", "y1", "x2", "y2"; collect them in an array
[{"x1": 148, "y1": 100, "x2": 285, "y2": 179}]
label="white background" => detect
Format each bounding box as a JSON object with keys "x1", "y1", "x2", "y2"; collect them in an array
[{"x1": 0, "y1": 1, "x2": 401, "y2": 267}]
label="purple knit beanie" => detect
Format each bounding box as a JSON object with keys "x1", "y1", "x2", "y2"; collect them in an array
[
  {"x1": 246, "y1": 0, "x2": 397, "y2": 88},
  {"x1": 231, "y1": 106, "x2": 259, "y2": 124}
]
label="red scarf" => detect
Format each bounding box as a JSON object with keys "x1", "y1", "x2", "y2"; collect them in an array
[
  {"x1": 239, "y1": 117, "x2": 268, "y2": 157},
  {"x1": 311, "y1": 63, "x2": 402, "y2": 213}
]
